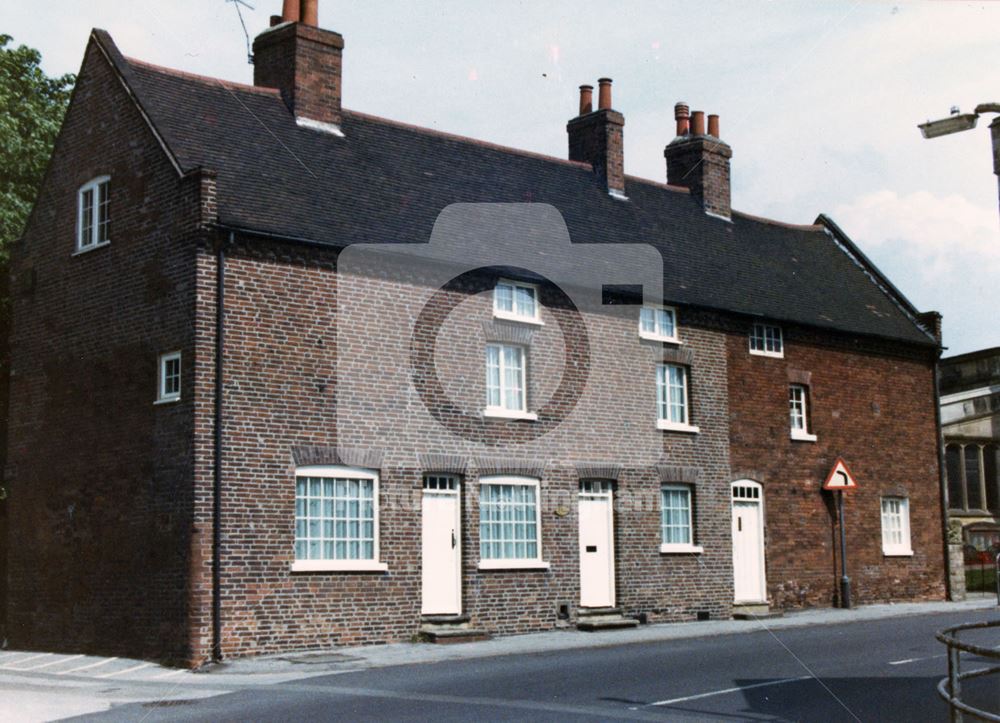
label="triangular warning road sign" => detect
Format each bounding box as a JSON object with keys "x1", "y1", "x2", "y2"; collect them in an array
[{"x1": 823, "y1": 458, "x2": 858, "y2": 491}]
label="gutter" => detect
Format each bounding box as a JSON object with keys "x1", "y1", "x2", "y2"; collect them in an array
[{"x1": 212, "y1": 234, "x2": 229, "y2": 662}]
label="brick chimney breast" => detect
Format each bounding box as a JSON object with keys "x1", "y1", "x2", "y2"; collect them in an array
[
  {"x1": 567, "y1": 79, "x2": 626, "y2": 198},
  {"x1": 664, "y1": 103, "x2": 732, "y2": 219},
  {"x1": 252, "y1": 3, "x2": 344, "y2": 134}
]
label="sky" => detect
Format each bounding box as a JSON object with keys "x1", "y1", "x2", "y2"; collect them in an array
[{"x1": 3, "y1": 1, "x2": 999, "y2": 356}]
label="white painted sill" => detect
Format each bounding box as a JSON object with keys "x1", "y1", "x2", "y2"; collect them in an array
[
  {"x1": 153, "y1": 396, "x2": 181, "y2": 406},
  {"x1": 790, "y1": 430, "x2": 818, "y2": 442},
  {"x1": 492, "y1": 310, "x2": 544, "y2": 326},
  {"x1": 656, "y1": 420, "x2": 700, "y2": 434},
  {"x1": 72, "y1": 240, "x2": 111, "y2": 256},
  {"x1": 882, "y1": 549, "x2": 914, "y2": 558},
  {"x1": 291, "y1": 560, "x2": 389, "y2": 573},
  {"x1": 749, "y1": 349, "x2": 784, "y2": 359},
  {"x1": 478, "y1": 559, "x2": 551, "y2": 571},
  {"x1": 483, "y1": 408, "x2": 538, "y2": 421},
  {"x1": 639, "y1": 331, "x2": 683, "y2": 344},
  {"x1": 660, "y1": 544, "x2": 704, "y2": 554}
]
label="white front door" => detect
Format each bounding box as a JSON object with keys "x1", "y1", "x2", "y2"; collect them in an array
[
  {"x1": 731, "y1": 481, "x2": 767, "y2": 603},
  {"x1": 421, "y1": 476, "x2": 461, "y2": 615},
  {"x1": 579, "y1": 480, "x2": 615, "y2": 608}
]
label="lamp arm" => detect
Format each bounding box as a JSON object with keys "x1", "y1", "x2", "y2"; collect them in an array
[{"x1": 974, "y1": 103, "x2": 1000, "y2": 116}]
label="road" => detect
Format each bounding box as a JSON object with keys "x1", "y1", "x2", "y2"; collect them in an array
[{"x1": 64, "y1": 607, "x2": 999, "y2": 722}]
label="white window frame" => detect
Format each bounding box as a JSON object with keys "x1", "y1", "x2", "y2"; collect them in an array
[
  {"x1": 477, "y1": 475, "x2": 549, "y2": 569},
  {"x1": 292, "y1": 465, "x2": 388, "y2": 572},
  {"x1": 155, "y1": 351, "x2": 182, "y2": 404},
  {"x1": 493, "y1": 278, "x2": 543, "y2": 325},
  {"x1": 483, "y1": 343, "x2": 537, "y2": 421},
  {"x1": 750, "y1": 323, "x2": 784, "y2": 358},
  {"x1": 880, "y1": 496, "x2": 913, "y2": 557},
  {"x1": 656, "y1": 364, "x2": 699, "y2": 433},
  {"x1": 660, "y1": 484, "x2": 703, "y2": 554},
  {"x1": 75, "y1": 175, "x2": 111, "y2": 253},
  {"x1": 789, "y1": 384, "x2": 817, "y2": 442},
  {"x1": 638, "y1": 304, "x2": 680, "y2": 343}
]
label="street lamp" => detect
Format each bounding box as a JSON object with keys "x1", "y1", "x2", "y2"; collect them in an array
[{"x1": 919, "y1": 103, "x2": 1000, "y2": 219}]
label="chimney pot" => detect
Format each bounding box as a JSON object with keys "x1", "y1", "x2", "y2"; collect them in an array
[
  {"x1": 674, "y1": 102, "x2": 690, "y2": 136},
  {"x1": 707, "y1": 114, "x2": 720, "y2": 138},
  {"x1": 691, "y1": 110, "x2": 705, "y2": 136},
  {"x1": 597, "y1": 78, "x2": 613, "y2": 110},
  {"x1": 270, "y1": 14, "x2": 282, "y2": 27},
  {"x1": 301, "y1": 0, "x2": 318, "y2": 26},
  {"x1": 579, "y1": 85, "x2": 593, "y2": 116},
  {"x1": 282, "y1": 0, "x2": 300, "y2": 22},
  {"x1": 664, "y1": 104, "x2": 733, "y2": 218}
]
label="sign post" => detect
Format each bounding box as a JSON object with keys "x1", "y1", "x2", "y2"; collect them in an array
[{"x1": 823, "y1": 458, "x2": 858, "y2": 609}]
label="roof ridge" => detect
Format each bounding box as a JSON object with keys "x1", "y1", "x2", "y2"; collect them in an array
[
  {"x1": 343, "y1": 109, "x2": 591, "y2": 171},
  {"x1": 730, "y1": 210, "x2": 823, "y2": 231},
  {"x1": 622, "y1": 174, "x2": 690, "y2": 194},
  {"x1": 124, "y1": 56, "x2": 281, "y2": 96}
]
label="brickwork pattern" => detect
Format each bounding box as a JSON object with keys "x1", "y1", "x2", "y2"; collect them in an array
[
  {"x1": 5, "y1": 43, "x2": 205, "y2": 663},
  {"x1": 725, "y1": 319, "x2": 947, "y2": 609}
]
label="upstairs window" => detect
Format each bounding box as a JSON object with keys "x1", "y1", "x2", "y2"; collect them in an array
[
  {"x1": 656, "y1": 364, "x2": 698, "y2": 432},
  {"x1": 484, "y1": 343, "x2": 536, "y2": 420},
  {"x1": 77, "y1": 176, "x2": 110, "y2": 252},
  {"x1": 750, "y1": 323, "x2": 783, "y2": 357},
  {"x1": 493, "y1": 279, "x2": 540, "y2": 323},
  {"x1": 789, "y1": 384, "x2": 817, "y2": 441},
  {"x1": 639, "y1": 305, "x2": 679, "y2": 342},
  {"x1": 157, "y1": 351, "x2": 181, "y2": 403},
  {"x1": 880, "y1": 497, "x2": 913, "y2": 556}
]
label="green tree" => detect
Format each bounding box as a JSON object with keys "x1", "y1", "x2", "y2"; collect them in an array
[{"x1": 0, "y1": 35, "x2": 74, "y2": 257}]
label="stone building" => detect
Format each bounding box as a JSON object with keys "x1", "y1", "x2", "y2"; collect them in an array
[
  {"x1": 2, "y1": 2, "x2": 947, "y2": 665},
  {"x1": 941, "y1": 346, "x2": 1000, "y2": 596}
]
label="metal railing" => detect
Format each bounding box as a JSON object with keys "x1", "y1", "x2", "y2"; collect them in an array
[{"x1": 936, "y1": 616, "x2": 1000, "y2": 722}]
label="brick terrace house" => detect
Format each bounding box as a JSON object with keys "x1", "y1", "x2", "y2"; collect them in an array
[{"x1": 2, "y1": 2, "x2": 948, "y2": 666}]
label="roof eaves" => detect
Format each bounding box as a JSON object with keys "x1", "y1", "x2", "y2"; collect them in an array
[
  {"x1": 89, "y1": 29, "x2": 184, "y2": 177},
  {"x1": 815, "y1": 213, "x2": 937, "y2": 347}
]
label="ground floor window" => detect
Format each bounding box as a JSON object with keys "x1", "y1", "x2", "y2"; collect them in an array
[
  {"x1": 478, "y1": 476, "x2": 547, "y2": 568},
  {"x1": 880, "y1": 496, "x2": 912, "y2": 556},
  {"x1": 293, "y1": 466, "x2": 387, "y2": 571}
]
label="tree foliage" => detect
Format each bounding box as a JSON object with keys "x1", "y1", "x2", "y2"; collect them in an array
[{"x1": 0, "y1": 35, "x2": 74, "y2": 258}]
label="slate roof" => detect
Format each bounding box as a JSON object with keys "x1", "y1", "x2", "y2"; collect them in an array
[{"x1": 92, "y1": 30, "x2": 935, "y2": 347}]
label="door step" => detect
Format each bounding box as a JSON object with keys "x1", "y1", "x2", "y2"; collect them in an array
[
  {"x1": 419, "y1": 615, "x2": 490, "y2": 644},
  {"x1": 732, "y1": 603, "x2": 784, "y2": 620},
  {"x1": 576, "y1": 607, "x2": 640, "y2": 631}
]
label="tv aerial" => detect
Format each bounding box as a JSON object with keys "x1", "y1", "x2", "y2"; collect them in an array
[{"x1": 226, "y1": 0, "x2": 256, "y2": 65}]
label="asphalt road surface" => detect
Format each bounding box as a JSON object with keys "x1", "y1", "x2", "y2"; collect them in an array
[{"x1": 73, "y1": 609, "x2": 999, "y2": 722}]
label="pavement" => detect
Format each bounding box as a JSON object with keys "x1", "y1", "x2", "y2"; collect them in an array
[{"x1": 1, "y1": 596, "x2": 996, "y2": 721}]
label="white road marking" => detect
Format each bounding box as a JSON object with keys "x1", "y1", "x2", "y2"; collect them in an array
[
  {"x1": 2, "y1": 653, "x2": 52, "y2": 668},
  {"x1": 149, "y1": 668, "x2": 188, "y2": 679},
  {"x1": 647, "y1": 675, "x2": 813, "y2": 707},
  {"x1": 18, "y1": 654, "x2": 84, "y2": 671},
  {"x1": 96, "y1": 662, "x2": 152, "y2": 678},
  {"x1": 56, "y1": 657, "x2": 118, "y2": 675},
  {"x1": 888, "y1": 653, "x2": 946, "y2": 666}
]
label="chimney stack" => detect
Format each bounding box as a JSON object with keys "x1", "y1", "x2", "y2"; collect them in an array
[
  {"x1": 567, "y1": 78, "x2": 626, "y2": 197},
  {"x1": 253, "y1": 0, "x2": 345, "y2": 132},
  {"x1": 664, "y1": 101, "x2": 732, "y2": 218}
]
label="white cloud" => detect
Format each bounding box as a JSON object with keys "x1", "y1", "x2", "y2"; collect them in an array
[{"x1": 833, "y1": 190, "x2": 1000, "y2": 354}]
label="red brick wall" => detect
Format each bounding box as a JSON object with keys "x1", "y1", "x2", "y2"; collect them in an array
[
  {"x1": 726, "y1": 321, "x2": 946, "y2": 608},
  {"x1": 193, "y1": 241, "x2": 735, "y2": 661},
  {"x1": 4, "y1": 41, "x2": 206, "y2": 663}
]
